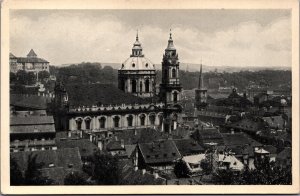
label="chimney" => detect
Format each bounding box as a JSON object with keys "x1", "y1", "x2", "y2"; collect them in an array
[
  {"x1": 68, "y1": 131, "x2": 71, "y2": 138},
  {"x1": 115, "y1": 135, "x2": 118, "y2": 141},
  {"x1": 134, "y1": 166, "x2": 138, "y2": 171},
  {"x1": 142, "y1": 169, "x2": 146, "y2": 175},
  {"x1": 154, "y1": 172, "x2": 159, "y2": 179},
  {"x1": 121, "y1": 139, "x2": 125, "y2": 149}
]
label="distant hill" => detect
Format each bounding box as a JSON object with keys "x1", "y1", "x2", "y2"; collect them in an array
[
  {"x1": 53, "y1": 62, "x2": 291, "y2": 73},
  {"x1": 51, "y1": 62, "x2": 291, "y2": 91}
]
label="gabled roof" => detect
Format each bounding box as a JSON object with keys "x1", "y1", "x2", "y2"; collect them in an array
[
  {"x1": 118, "y1": 160, "x2": 166, "y2": 185},
  {"x1": 27, "y1": 49, "x2": 38, "y2": 57},
  {"x1": 138, "y1": 140, "x2": 181, "y2": 164},
  {"x1": 222, "y1": 133, "x2": 262, "y2": 148},
  {"x1": 262, "y1": 116, "x2": 285, "y2": 129},
  {"x1": 174, "y1": 139, "x2": 205, "y2": 156},
  {"x1": 16, "y1": 57, "x2": 49, "y2": 63}
]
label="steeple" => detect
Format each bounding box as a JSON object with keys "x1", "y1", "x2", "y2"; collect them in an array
[
  {"x1": 166, "y1": 29, "x2": 175, "y2": 51},
  {"x1": 131, "y1": 30, "x2": 143, "y2": 57},
  {"x1": 198, "y1": 63, "x2": 204, "y2": 89}
]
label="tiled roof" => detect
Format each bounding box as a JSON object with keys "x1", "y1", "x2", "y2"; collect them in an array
[
  {"x1": 55, "y1": 138, "x2": 98, "y2": 158},
  {"x1": 10, "y1": 52, "x2": 17, "y2": 59},
  {"x1": 16, "y1": 57, "x2": 49, "y2": 63},
  {"x1": 10, "y1": 115, "x2": 54, "y2": 125},
  {"x1": 262, "y1": 145, "x2": 277, "y2": 154},
  {"x1": 10, "y1": 139, "x2": 55, "y2": 148},
  {"x1": 277, "y1": 147, "x2": 291, "y2": 160},
  {"x1": 10, "y1": 94, "x2": 52, "y2": 110},
  {"x1": 138, "y1": 140, "x2": 181, "y2": 164},
  {"x1": 222, "y1": 133, "x2": 262, "y2": 147},
  {"x1": 113, "y1": 128, "x2": 169, "y2": 145},
  {"x1": 228, "y1": 118, "x2": 266, "y2": 132},
  {"x1": 27, "y1": 49, "x2": 37, "y2": 57},
  {"x1": 262, "y1": 116, "x2": 285, "y2": 129},
  {"x1": 10, "y1": 124, "x2": 56, "y2": 134},
  {"x1": 174, "y1": 139, "x2": 205, "y2": 156},
  {"x1": 65, "y1": 83, "x2": 155, "y2": 107},
  {"x1": 106, "y1": 141, "x2": 124, "y2": 151},
  {"x1": 11, "y1": 148, "x2": 83, "y2": 172},
  {"x1": 118, "y1": 160, "x2": 166, "y2": 185}
]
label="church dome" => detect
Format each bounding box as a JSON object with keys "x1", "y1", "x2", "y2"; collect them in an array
[
  {"x1": 119, "y1": 32, "x2": 155, "y2": 71},
  {"x1": 120, "y1": 56, "x2": 155, "y2": 70}
]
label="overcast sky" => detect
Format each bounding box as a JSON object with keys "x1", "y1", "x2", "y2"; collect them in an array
[{"x1": 10, "y1": 9, "x2": 291, "y2": 68}]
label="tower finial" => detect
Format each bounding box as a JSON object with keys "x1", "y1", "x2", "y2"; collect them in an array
[
  {"x1": 136, "y1": 29, "x2": 139, "y2": 41},
  {"x1": 169, "y1": 29, "x2": 172, "y2": 39}
]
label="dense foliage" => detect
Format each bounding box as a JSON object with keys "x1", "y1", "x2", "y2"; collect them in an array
[
  {"x1": 10, "y1": 154, "x2": 56, "y2": 185},
  {"x1": 84, "y1": 151, "x2": 119, "y2": 185},
  {"x1": 64, "y1": 171, "x2": 89, "y2": 185},
  {"x1": 49, "y1": 63, "x2": 291, "y2": 91}
]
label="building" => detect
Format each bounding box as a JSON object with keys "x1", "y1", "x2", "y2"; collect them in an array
[
  {"x1": 53, "y1": 32, "x2": 183, "y2": 138},
  {"x1": 195, "y1": 64, "x2": 208, "y2": 110},
  {"x1": 118, "y1": 32, "x2": 156, "y2": 98},
  {"x1": 10, "y1": 115, "x2": 56, "y2": 152},
  {"x1": 136, "y1": 140, "x2": 181, "y2": 173},
  {"x1": 10, "y1": 49, "x2": 50, "y2": 74},
  {"x1": 159, "y1": 30, "x2": 183, "y2": 133}
]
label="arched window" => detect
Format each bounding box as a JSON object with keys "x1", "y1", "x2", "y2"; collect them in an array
[
  {"x1": 99, "y1": 117, "x2": 106, "y2": 128},
  {"x1": 132, "y1": 63, "x2": 135, "y2": 68},
  {"x1": 172, "y1": 68, "x2": 176, "y2": 78},
  {"x1": 132, "y1": 80, "x2": 136, "y2": 93},
  {"x1": 127, "y1": 115, "x2": 133, "y2": 127},
  {"x1": 140, "y1": 81, "x2": 143, "y2": 92},
  {"x1": 85, "y1": 118, "x2": 91, "y2": 130},
  {"x1": 140, "y1": 114, "x2": 146, "y2": 126},
  {"x1": 76, "y1": 119, "x2": 82, "y2": 130},
  {"x1": 159, "y1": 115, "x2": 163, "y2": 126},
  {"x1": 149, "y1": 114, "x2": 155, "y2": 125},
  {"x1": 173, "y1": 91, "x2": 178, "y2": 102},
  {"x1": 113, "y1": 116, "x2": 120, "y2": 128},
  {"x1": 120, "y1": 79, "x2": 125, "y2": 91},
  {"x1": 145, "y1": 79, "x2": 150, "y2": 93}
]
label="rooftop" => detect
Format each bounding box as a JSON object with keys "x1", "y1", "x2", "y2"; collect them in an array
[
  {"x1": 138, "y1": 140, "x2": 181, "y2": 164},
  {"x1": 65, "y1": 83, "x2": 155, "y2": 107}
]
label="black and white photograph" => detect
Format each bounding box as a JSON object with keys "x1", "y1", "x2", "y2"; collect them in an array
[{"x1": 1, "y1": 0, "x2": 299, "y2": 194}]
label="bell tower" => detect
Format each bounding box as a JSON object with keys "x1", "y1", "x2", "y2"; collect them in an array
[
  {"x1": 195, "y1": 63, "x2": 207, "y2": 110},
  {"x1": 159, "y1": 30, "x2": 182, "y2": 134},
  {"x1": 160, "y1": 30, "x2": 182, "y2": 105}
]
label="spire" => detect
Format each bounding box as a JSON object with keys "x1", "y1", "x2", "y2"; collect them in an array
[
  {"x1": 136, "y1": 29, "x2": 139, "y2": 41},
  {"x1": 166, "y1": 29, "x2": 175, "y2": 50},
  {"x1": 27, "y1": 49, "x2": 37, "y2": 58},
  {"x1": 131, "y1": 31, "x2": 143, "y2": 57},
  {"x1": 198, "y1": 62, "x2": 204, "y2": 89}
]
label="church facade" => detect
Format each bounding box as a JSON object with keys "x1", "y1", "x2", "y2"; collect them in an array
[{"x1": 54, "y1": 32, "x2": 183, "y2": 140}]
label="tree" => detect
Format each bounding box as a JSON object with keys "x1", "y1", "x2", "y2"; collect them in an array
[
  {"x1": 89, "y1": 151, "x2": 119, "y2": 185},
  {"x1": 38, "y1": 70, "x2": 50, "y2": 81},
  {"x1": 10, "y1": 157, "x2": 24, "y2": 185},
  {"x1": 24, "y1": 154, "x2": 56, "y2": 185},
  {"x1": 174, "y1": 159, "x2": 190, "y2": 178},
  {"x1": 64, "y1": 171, "x2": 89, "y2": 185},
  {"x1": 16, "y1": 70, "x2": 28, "y2": 84},
  {"x1": 27, "y1": 72, "x2": 37, "y2": 85}
]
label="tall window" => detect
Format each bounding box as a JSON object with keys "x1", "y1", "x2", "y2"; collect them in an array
[
  {"x1": 149, "y1": 114, "x2": 155, "y2": 125},
  {"x1": 99, "y1": 117, "x2": 106, "y2": 128},
  {"x1": 172, "y1": 68, "x2": 176, "y2": 78},
  {"x1": 173, "y1": 91, "x2": 178, "y2": 102},
  {"x1": 145, "y1": 79, "x2": 150, "y2": 93},
  {"x1": 127, "y1": 115, "x2": 133, "y2": 127},
  {"x1": 85, "y1": 118, "x2": 91, "y2": 130},
  {"x1": 132, "y1": 80, "x2": 136, "y2": 93},
  {"x1": 159, "y1": 115, "x2": 163, "y2": 126},
  {"x1": 76, "y1": 119, "x2": 82, "y2": 130},
  {"x1": 140, "y1": 81, "x2": 143, "y2": 92},
  {"x1": 140, "y1": 114, "x2": 146, "y2": 126},
  {"x1": 114, "y1": 116, "x2": 120, "y2": 128}
]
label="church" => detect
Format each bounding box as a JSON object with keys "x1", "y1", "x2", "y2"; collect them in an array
[{"x1": 54, "y1": 31, "x2": 183, "y2": 140}]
